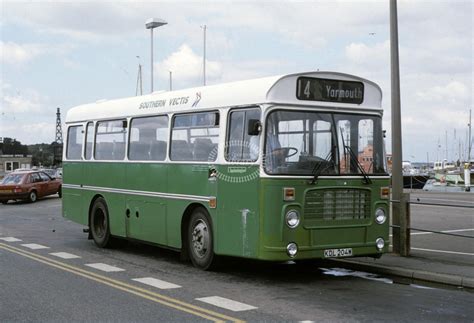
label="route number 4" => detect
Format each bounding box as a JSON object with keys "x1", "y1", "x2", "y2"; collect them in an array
[{"x1": 304, "y1": 81, "x2": 311, "y2": 98}]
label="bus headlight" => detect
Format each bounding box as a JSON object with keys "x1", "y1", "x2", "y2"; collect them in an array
[
  {"x1": 285, "y1": 210, "x2": 300, "y2": 228},
  {"x1": 376, "y1": 238, "x2": 385, "y2": 251},
  {"x1": 286, "y1": 242, "x2": 298, "y2": 257},
  {"x1": 375, "y1": 208, "x2": 386, "y2": 224}
]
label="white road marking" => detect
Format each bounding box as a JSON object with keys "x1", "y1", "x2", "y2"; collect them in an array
[
  {"x1": 0, "y1": 237, "x2": 22, "y2": 242},
  {"x1": 49, "y1": 252, "x2": 81, "y2": 259},
  {"x1": 410, "y1": 228, "x2": 474, "y2": 236},
  {"x1": 411, "y1": 204, "x2": 474, "y2": 213},
  {"x1": 21, "y1": 243, "x2": 49, "y2": 250},
  {"x1": 85, "y1": 263, "x2": 125, "y2": 272},
  {"x1": 390, "y1": 228, "x2": 474, "y2": 237},
  {"x1": 196, "y1": 296, "x2": 257, "y2": 312},
  {"x1": 132, "y1": 277, "x2": 181, "y2": 289},
  {"x1": 410, "y1": 284, "x2": 437, "y2": 290},
  {"x1": 410, "y1": 247, "x2": 474, "y2": 256},
  {"x1": 412, "y1": 197, "x2": 474, "y2": 205}
]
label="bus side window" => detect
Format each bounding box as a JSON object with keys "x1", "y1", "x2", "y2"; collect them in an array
[
  {"x1": 226, "y1": 107, "x2": 261, "y2": 162},
  {"x1": 129, "y1": 115, "x2": 168, "y2": 161},
  {"x1": 95, "y1": 120, "x2": 127, "y2": 160},
  {"x1": 66, "y1": 125, "x2": 84, "y2": 160},
  {"x1": 170, "y1": 112, "x2": 219, "y2": 162}
]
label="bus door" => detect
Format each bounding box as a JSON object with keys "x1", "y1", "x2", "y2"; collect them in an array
[{"x1": 125, "y1": 116, "x2": 169, "y2": 245}]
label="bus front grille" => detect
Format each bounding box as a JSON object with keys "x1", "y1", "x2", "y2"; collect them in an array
[{"x1": 304, "y1": 188, "x2": 371, "y2": 220}]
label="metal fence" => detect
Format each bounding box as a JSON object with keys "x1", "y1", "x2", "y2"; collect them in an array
[{"x1": 390, "y1": 195, "x2": 474, "y2": 256}]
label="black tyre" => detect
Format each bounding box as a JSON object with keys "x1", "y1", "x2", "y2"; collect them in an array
[
  {"x1": 28, "y1": 191, "x2": 37, "y2": 203},
  {"x1": 1, "y1": 200, "x2": 8, "y2": 205},
  {"x1": 187, "y1": 207, "x2": 215, "y2": 270},
  {"x1": 58, "y1": 186, "x2": 62, "y2": 198},
  {"x1": 90, "y1": 197, "x2": 113, "y2": 248}
]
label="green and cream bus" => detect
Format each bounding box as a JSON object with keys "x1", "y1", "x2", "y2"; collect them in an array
[{"x1": 63, "y1": 71, "x2": 390, "y2": 269}]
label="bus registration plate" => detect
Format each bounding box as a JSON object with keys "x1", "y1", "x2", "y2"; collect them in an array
[{"x1": 324, "y1": 248, "x2": 353, "y2": 258}]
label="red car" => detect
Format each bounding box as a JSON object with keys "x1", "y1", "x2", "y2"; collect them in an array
[{"x1": 0, "y1": 170, "x2": 62, "y2": 204}]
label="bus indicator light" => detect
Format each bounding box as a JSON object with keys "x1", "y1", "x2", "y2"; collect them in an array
[
  {"x1": 380, "y1": 187, "x2": 390, "y2": 199},
  {"x1": 283, "y1": 187, "x2": 295, "y2": 201},
  {"x1": 209, "y1": 197, "x2": 217, "y2": 209}
]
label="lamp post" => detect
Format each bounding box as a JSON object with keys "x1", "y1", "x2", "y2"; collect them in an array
[
  {"x1": 390, "y1": 0, "x2": 410, "y2": 256},
  {"x1": 145, "y1": 18, "x2": 167, "y2": 93}
]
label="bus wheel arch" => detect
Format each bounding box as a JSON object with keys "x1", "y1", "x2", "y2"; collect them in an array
[
  {"x1": 88, "y1": 194, "x2": 105, "y2": 231},
  {"x1": 180, "y1": 203, "x2": 202, "y2": 260}
]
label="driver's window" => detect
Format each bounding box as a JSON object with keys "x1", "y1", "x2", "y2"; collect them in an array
[{"x1": 226, "y1": 107, "x2": 260, "y2": 162}]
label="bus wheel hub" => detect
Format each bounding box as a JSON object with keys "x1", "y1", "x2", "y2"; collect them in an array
[{"x1": 192, "y1": 221, "x2": 208, "y2": 257}]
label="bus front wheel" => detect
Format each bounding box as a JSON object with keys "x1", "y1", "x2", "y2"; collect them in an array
[
  {"x1": 187, "y1": 208, "x2": 215, "y2": 270},
  {"x1": 90, "y1": 197, "x2": 113, "y2": 248}
]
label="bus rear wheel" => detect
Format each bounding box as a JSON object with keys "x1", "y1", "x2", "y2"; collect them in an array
[
  {"x1": 90, "y1": 197, "x2": 113, "y2": 248},
  {"x1": 187, "y1": 208, "x2": 215, "y2": 270}
]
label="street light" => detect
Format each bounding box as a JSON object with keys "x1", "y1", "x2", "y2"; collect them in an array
[{"x1": 145, "y1": 18, "x2": 167, "y2": 93}]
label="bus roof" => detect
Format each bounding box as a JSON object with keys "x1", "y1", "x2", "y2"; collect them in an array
[{"x1": 65, "y1": 71, "x2": 382, "y2": 123}]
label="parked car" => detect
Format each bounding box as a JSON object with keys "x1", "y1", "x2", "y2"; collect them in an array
[
  {"x1": 0, "y1": 170, "x2": 62, "y2": 204},
  {"x1": 41, "y1": 168, "x2": 62, "y2": 179}
]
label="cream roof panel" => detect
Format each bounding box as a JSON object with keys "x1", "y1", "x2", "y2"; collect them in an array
[{"x1": 66, "y1": 71, "x2": 382, "y2": 123}]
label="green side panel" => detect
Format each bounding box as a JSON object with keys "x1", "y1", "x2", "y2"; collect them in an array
[
  {"x1": 83, "y1": 162, "x2": 127, "y2": 237},
  {"x1": 258, "y1": 177, "x2": 390, "y2": 261},
  {"x1": 125, "y1": 164, "x2": 168, "y2": 245},
  {"x1": 214, "y1": 165, "x2": 260, "y2": 258},
  {"x1": 62, "y1": 162, "x2": 85, "y2": 225}
]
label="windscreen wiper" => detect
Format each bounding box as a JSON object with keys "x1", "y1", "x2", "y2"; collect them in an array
[
  {"x1": 345, "y1": 145, "x2": 372, "y2": 184},
  {"x1": 339, "y1": 128, "x2": 372, "y2": 185},
  {"x1": 310, "y1": 149, "x2": 335, "y2": 185}
]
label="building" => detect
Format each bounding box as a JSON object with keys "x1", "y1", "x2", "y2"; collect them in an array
[{"x1": 0, "y1": 154, "x2": 33, "y2": 176}]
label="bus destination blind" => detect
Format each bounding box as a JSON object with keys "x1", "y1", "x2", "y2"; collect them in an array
[{"x1": 296, "y1": 77, "x2": 364, "y2": 104}]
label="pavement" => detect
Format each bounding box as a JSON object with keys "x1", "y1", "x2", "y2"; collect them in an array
[
  {"x1": 328, "y1": 250, "x2": 474, "y2": 289},
  {"x1": 328, "y1": 190, "x2": 474, "y2": 290}
]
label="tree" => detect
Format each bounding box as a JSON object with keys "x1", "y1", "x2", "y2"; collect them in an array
[{"x1": 0, "y1": 137, "x2": 28, "y2": 155}]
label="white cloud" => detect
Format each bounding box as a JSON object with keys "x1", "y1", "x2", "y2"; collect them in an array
[
  {"x1": 0, "y1": 122, "x2": 55, "y2": 145},
  {"x1": 1, "y1": 41, "x2": 73, "y2": 65},
  {"x1": 0, "y1": 84, "x2": 55, "y2": 144},
  {"x1": 345, "y1": 41, "x2": 390, "y2": 68},
  {"x1": 1, "y1": 41, "x2": 45, "y2": 65},
  {"x1": 155, "y1": 44, "x2": 222, "y2": 88},
  {"x1": 1, "y1": 86, "x2": 48, "y2": 114},
  {"x1": 415, "y1": 81, "x2": 468, "y2": 105}
]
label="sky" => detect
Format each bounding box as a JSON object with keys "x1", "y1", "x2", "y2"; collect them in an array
[{"x1": 0, "y1": 0, "x2": 472, "y2": 162}]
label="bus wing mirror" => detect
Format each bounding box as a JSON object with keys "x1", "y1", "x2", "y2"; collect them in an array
[{"x1": 247, "y1": 119, "x2": 262, "y2": 136}]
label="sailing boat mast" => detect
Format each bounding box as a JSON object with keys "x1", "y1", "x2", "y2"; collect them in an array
[{"x1": 469, "y1": 109, "x2": 472, "y2": 161}]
